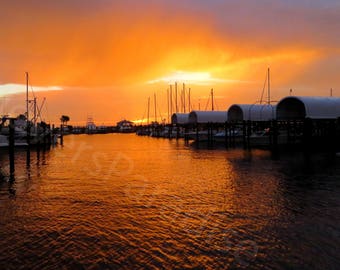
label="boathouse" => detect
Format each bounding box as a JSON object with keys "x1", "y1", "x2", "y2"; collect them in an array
[
  {"x1": 171, "y1": 113, "x2": 189, "y2": 125},
  {"x1": 227, "y1": 104, "x2": 276, "y2": 122},
  {"x1": 188, "y1": 111, "x2": 228, "y2": 124},
  {"x1": 276, "y1": 96, "x2": 340, "y2": 120}
]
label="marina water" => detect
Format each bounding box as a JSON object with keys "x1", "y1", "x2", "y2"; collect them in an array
[{"x1": 0, "y1": 134, "x2": 339, "y2": 269}]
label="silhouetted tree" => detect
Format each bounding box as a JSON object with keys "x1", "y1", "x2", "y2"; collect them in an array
[{"x1": 60, "y1": 115, "x2": 70, "y2": 126}]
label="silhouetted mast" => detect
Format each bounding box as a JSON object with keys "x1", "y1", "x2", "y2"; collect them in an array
[
  {"x1": 211, "y1": 88, "x2": 214, "y2": 111},
  {"x1": 154, "y1": 93, "x2": 157, "y2": 123},
  {"x1": 170, "y1": 85, "x2": 173, "y2": 117},
  {"x1": 26, "y1": 72, "x2": 29, "y2": 123},
  {"x1": 175, "y1": 82, "x2": 178, "y2": 113},
  {"x1": 25, "y1": 72, "x2": 30, "y2": 146},
  {"x1": 267, "y1": 67, "x2": 270, "y2": 104},
  {"x1": 188, "y1": 88, "x2": 191, "y2": 112},
  {"x1": 167, "y1": 88, "x2": 170, "y2": 123},
  {"x1": 183, "y1": 83, "x2": 186, "y2": 113},
  {"x1": 147, "y1": 97, "x2": 150, "y2": 125}
]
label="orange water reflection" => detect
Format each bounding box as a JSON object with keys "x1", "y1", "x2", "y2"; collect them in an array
[{"x1": 0, "y1": 134, "x2": 339, "y2": 269}]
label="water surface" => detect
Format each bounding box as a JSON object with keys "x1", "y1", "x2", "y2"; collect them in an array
[{"x1": 0, "y1": 134, "x2": 339, "y2": 269}]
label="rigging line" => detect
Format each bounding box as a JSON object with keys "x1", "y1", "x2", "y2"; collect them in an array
[
  {"x1": 141, "y1": 105, "x2": 147, "y2": 124},
  {"x1": 29, "y1": 82, "x2": 37, "y2": 99},
  {"x1": 260, "y1": 72, "x2": 267, "y2": 105},
  {"x1": 37, "y1": 98, "x2": 46, "y2": 122},
  {"x1": 157, "y1": 105, "x2": 163, "y2": 123},
  {"x1": 30, "y1": 85, "x2": 36, "y2": 98},
  {"x1": 44, "y1": 98, "x2": 51, "y2": 124},
  {"x1": 215, "y1": 99, "x2": 219, "y2": 111},
  {"x1": 204, "y1": 95, "x2": 211, "y2": 111}
]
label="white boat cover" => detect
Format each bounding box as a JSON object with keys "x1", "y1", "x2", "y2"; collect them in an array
[
  {"x1": 188, "y1": 111, "x2": 228, "y2": 124},
  {"x1": 228, "y1": 104, "x2": 276, "y2": 121},
  {"x1": 277, "y1": 96, "x2": 340, "y2": 120},
  {"x1": 171, "y1": 113, "x2": 189, "y2": 125}
]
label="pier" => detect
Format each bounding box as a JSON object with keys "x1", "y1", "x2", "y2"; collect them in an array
[
  {"x1": 0, "y1": 116, "x2": 57, "y2": 181},
  {"x1": 135, "y1": 95, "x2": 340, "y2": 153}
]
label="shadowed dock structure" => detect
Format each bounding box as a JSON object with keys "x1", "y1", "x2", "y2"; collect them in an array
[{"x1": 135, "y1": 95, "x2": 340, "y2": 153}]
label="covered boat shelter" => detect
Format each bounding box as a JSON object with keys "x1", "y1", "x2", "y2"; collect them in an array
[
  {"x1": 188, "y1": 111, "x2": 228, "y2": 124},
  {"x1": 227, "y1": 104, "x2": 276, "y2": 122},
  {"x1": 171, "y1": 113, "x2": 189, "y2": 125},
  {"x1": 276, "y1": 96, "x2": 340, "y2": 120}
]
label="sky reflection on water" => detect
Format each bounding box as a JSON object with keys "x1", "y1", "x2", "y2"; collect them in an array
[{"x1": 0, "y1": 134, "x2": 339, "y2": 269}]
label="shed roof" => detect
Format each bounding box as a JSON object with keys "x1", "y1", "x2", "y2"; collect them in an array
[
  {"x1": 276, "y1": 96, "x2": 340, "y2": 120},
  {"x1": 227, "y1": 104, "x2": 276, "y2": 122},
  {"x1": 171, "y1": 113, "x2": 189, "y2": 125},
  {"x1": 188, "y1": 111, "x2": 228, "y2": 124}
]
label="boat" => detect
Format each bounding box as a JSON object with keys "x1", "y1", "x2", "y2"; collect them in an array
[
  {"x1": 185, "y1": 130, "x2": 217, "y2": 142},
  {"x1": 214, "y1": 129, "x2": 243, "y2": 143},
  {"x1": 0, "y1": 134, "x2": 28, "y2": 148}
]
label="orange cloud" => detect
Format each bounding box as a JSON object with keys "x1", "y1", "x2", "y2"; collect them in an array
[{"x1": 1, "y1": 1, "x2": 340, "y2": 124}]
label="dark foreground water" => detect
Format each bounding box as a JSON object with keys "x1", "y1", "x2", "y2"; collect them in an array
[{"x1": 0, "y1": 134, "x2": 339, "y2": 269}]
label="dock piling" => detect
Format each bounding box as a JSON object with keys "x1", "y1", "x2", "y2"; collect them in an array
[{"x1": 9, "y1": 118, "x2": 15, "y2": 179}]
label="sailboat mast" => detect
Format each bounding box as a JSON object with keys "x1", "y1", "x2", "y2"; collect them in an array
[
  {"x1": 211, "y1": 88, "x2": 214, "y2": 111},
  {"x1": 147, "y1": 97, "x2": 150, "y2": 125},
  {"x1": 167, "y1": 88, "x2": 169, "y2": 123},
  {"x1": 26, "y1": 72, "x2": 29, "y2": 123},
  {"x1": 25, "y1": 72, "x2": 30, "y2": 147},
  {"x1": 183, "y1": 83, "x2": 186, "y2": 113},
  {"x1": 154, "y1": 93, "x2": 157, "y2": 123},
  {"x1": 170, "y1": 85, "x2": 173, "y2": 117},
  {"x1": 175, "y1": 82, "x2": 178, "y2": 113},
  {"x1": 33, "y1": 97, "x2": 37, "y2": 129},
  {"x1": 267, "y1": 67, "x2": 270, "y2": 105},
  {"x1": 188, "y1": 88, "x2": 191, "y2": 112}
]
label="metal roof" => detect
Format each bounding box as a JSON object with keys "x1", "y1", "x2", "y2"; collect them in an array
[
  {"x1": 171, "y1": 113, "x2": 189, "y2": 125},
  {"x1": 228, "y1": 104, "x2": 276, "y2": 121},
  {"x1": 277, "y1": 96, "x2": 340, "y2": 120},
  {"x1": 188, "y1": 111, "x2": 228, "y2": 124}
]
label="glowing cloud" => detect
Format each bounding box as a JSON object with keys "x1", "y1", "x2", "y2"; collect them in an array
[
  {"x1": 148, "y1": 71, "x2": 242, "y2": 85},
  {"x1": 0, "y1": 84, "x2": 63, "y2": 97}
]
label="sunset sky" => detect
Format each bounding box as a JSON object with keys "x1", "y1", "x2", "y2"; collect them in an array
[{"x1": 1, "y1": 0, "x2": 340, "y2": 125}]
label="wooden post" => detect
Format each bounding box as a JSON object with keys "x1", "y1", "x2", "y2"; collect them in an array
[
  {"x1": 176, "y1": 124, "x2": 180, "y2": 140},
  {"x1": 246, "y1": 120, "x2": 251, "y2": 149},
  {"x1": 242, "y1": 121, "x2": 247, "y2": 149},
  {"x1": 208, "y1": 123, "x2": 212, "y2": 147},
  {"x1": 287, "y1": 121, "x2": 291, "y2": 145},
  {"x1": 230, "y1": 124, "x2": 235, "y2": 147},
  {"x1": 272, "y1": 120, "x2": 278, "y2": 150},
  {"x1": 196, "y1": 124, "x2": 199, "y2": 147},
  {"x1": 224, "y1": 121, "x2": 228, "y2": 149},
  {"x1": 9, "y1": 118, "x2": 15, "y2": 179},
  {"x1": 169, "y1": 125, "x2": 173, "y2": 139},
  {"x1": 303, "y1": 118, "x2": 313, "y2": 153},
  {"x1": 60, "y1": 124, "x2": 64, "y2": 146},
  {"x1": 184, "y1": 125, "x2": 188, "y2": 144},
  {"x1": 26, "y1": 122, "x2": 31, "y2": 167}
]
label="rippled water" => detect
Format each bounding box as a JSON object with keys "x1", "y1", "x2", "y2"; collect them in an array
[{"x1": 0, "y1": 134, "x2": 339, "y2": 269}]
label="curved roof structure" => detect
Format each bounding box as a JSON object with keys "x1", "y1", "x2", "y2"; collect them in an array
[
  {"x1": 276, "y1": 96, "x2": 340, "y2": 120},
  {"x1": 227, "y1": 104, "x2": 276, "y2": 122},
  {"x1": 171, "y1": 113, "x2": 189, "y2": 125},
  {"x1": 188, "y1": 111, "x2": 228, "y2": 124}
]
